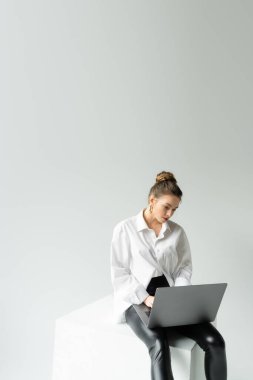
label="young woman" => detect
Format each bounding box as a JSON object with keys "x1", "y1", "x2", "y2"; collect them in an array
[{"x1": 110, "y1": 171, "x2": 227, "y2": 380}]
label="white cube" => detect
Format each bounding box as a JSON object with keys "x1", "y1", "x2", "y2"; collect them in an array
[{"x1": 52, "y1": 294, "x2": 217, "y2": 380}]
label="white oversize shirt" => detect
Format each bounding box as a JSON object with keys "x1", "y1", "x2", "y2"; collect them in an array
[{"x1": 110, "y1": 208, "x2": 193, "y2": 324}]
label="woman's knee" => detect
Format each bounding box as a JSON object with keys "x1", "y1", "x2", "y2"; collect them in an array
[{"x1": 204, "y1": 331, "x2": 226, "y2": 350}]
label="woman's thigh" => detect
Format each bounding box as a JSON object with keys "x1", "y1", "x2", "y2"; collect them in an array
[
  {"x1": 125, "y1": 305, "x2": 167, "y2": 348},
  {"x1": 171, "y1": 322, "x2": 226, "y2": 351}
]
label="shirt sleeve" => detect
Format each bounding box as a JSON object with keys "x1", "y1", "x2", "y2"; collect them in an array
[
  {"x1": 173, "y1": 227, "x2": 193, "y2": 286},
  {"x1": 110, "y1": 223, "x2": 150, "y2": 304}
]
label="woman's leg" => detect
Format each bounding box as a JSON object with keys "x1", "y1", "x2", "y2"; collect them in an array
[
  {"x1": 125, "y1": 305, "x2": 174, "y2": 380},
  {"x1": 173, "y1": 322, "x2": 227, "y2": 380}
]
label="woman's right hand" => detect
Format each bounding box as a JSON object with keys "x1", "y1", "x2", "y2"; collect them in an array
[{"x1": 144, "y1": 295, "x2": 155, "y2": 308}]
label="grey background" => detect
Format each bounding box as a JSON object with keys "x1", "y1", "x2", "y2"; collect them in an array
[{"x1": 1, "y1": 1, "x2": 252, "y2": 379}]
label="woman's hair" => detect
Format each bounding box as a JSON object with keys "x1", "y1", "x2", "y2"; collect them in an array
[{"x1": 147, "y1": 171, "x2": 183, "y2": 202}]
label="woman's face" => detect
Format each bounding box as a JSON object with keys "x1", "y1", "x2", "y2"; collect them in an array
[{"x1": 152, "y1": 194, "x2": 181, "y2": 223}]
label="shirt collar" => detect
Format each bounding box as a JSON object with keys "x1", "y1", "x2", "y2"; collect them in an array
[{"x1": 135, "y1": 208, "x2": 171, "y2": 233}]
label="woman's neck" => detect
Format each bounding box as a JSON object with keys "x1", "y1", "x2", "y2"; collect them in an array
[{"x1": 143, "y1": 208, "x2": 162, "y2": 229}]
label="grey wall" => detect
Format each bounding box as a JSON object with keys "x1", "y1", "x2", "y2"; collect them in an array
[{"x1": 1, "y1": 1, "x2": 252, "y2": 379}]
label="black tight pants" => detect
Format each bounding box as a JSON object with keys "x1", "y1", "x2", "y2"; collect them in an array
[{"x1": 125, "y1": 275, "x2": 227, "y2": 380}]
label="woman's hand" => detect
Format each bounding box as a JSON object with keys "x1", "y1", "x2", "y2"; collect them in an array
[{"x1": 144, "y1": 295, "x2": 155, "y2": 308}]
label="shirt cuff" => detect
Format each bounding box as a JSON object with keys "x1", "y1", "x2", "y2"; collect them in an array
[
  {"x1": 135, "y1": 285, "x2": 150, "y2": 304},
  {"x1": 174, "y1": 276, "x2": 191, "y2": 286}
]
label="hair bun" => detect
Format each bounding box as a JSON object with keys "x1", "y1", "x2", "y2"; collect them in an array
[{"x1": 156, "y1": 171, "x2": 177, "y2": 184}]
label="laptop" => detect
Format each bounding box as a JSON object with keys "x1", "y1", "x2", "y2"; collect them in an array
[{"x1": 133, "y1": 283, "x2": 227, "y2": 328}]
